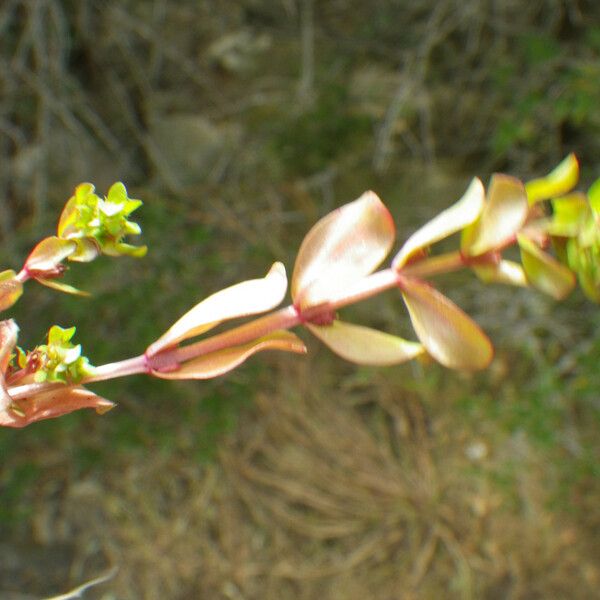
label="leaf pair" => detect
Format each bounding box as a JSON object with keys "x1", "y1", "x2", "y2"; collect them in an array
[
  {"x1": 146, "y1": 263, "x2": 306, "y2": 379},
  {"x1": 516, "y1": 155, "x2": 581, "y2": 300},
  {"x1": 290, "y1": 191, "x2": 427, "y2": 367},
  {"x1": 291, "y1": 188, "x2": 495, "y2": 371}
]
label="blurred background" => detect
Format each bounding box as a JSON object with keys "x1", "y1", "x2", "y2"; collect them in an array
[{"x1": 1, "y1": 1, "x2": 599, "y2": 598}]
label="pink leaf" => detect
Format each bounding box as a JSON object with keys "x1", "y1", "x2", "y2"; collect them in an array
[
  {"x1": 401, "y1": 278, "x2": 493, "y2": 370},
  {"x1": 0, "y1": 386, "x2": 114, "y2": 428},
  {"x1": 0, "y1": 319, "x2": 18, "y2": 374},
  {"x1": 307, "y1": 320, "x2": 423, "y2": 365},
  {"x1": 152, "y1": 331, "x2": 306, "y2": 380},
  {"x1": 462, "y1": 174, "x2": 528, "y2": 256},
  {"x1": 147, "y1": 262, "x2": 288, "y2": 356},
  {"x1": 0, "y1": 320, "x2": 18, "y2": 413},
  {"x1": 292, "y1": 191, "x2": 395, "y2": 309},
  {"x1": 393, "y1": 178, "x2": 484, "y2": 270},
  {"x1": 24, "y1": 236, "x2": 77, "y2": 275}
]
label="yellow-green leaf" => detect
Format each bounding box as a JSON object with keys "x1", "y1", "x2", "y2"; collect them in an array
[
  {"x1": 462, "y1": 174, "x2": 528, "y2": 256},
  {"x1": 152, "y1": 331, "x2": 306, "y2": 380},
  {"x1": 0, "y1": 270, "x2": 23, "y2": 311},
  {"x1": 35, "y1": 278, "x2": 90, "y2": 296},
  {"x1": 292, "y1": 191, "x2": 395, "y2": 309},
  {"x1": 69, "y1": 238, "x2": 100, "y2": 263},
  {"x1": 401, "y1": 278, "x2": 493, "y2": 370},
  {"x1": 517, "y1": 234, "x2": 576, "y2": 300},
  {"x1": 393, "y1": 178, "x2": 485, "y2": 270},
  {"x1": 147, "y1": 262, "x2": 288, "y2": 356},
  {"x1": 472, "y1": 260, "x2": 528, "y2": 287},
  {"x1": 307, "y1": 320, "x2": 424, "y2": 365},
  {"x1": 525, "y1": 154, "x2": 579, "y2": 204}
]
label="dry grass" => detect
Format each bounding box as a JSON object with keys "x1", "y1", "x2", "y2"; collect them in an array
[
  {"x1": 1, "y1": 2, "x2": 599, "y2": 598},
  {"x1": 5, "y1": 352, "x2": 597, "y2": 600}
]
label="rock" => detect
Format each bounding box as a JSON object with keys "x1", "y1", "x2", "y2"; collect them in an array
[
  {"x1": 148, "y1": 114, "x2": 242, "y2": 187},
  {"x1": 206, "y1": 29, "x2": 271, "y2": 74}
]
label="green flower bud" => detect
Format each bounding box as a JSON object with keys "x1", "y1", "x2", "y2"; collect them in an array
[
  {"x1": 32, "y1": 325, "x2": 96, "y2": 384},
  {"x1": 57, "y1": 182, "x2": 147, "y2": 259}
]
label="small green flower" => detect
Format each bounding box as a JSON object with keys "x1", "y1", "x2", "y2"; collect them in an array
[
  {"x1": 58, "y1": 182, "x2": 147, "y2": 259},
  {"x1": 32, "y1": 325, "x2": 96, "y2": 384}
]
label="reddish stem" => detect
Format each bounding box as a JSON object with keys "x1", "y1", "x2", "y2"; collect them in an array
[{"x1": 7, "y1": 249, "x2": 498, "y2": 400}]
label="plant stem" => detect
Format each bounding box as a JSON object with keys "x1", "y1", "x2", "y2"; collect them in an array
[
  {"x1": 7, "y1": 251, "x2": 478, "y2": 399},
  {"x1": 401, "y1": 250, "x2": 465, "y2": 278}
]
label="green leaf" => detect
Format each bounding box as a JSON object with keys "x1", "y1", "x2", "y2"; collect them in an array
[
  {"x1": 151, "y1": 331, "x2": 306, "y2": 380},
  {"x1": 461, "y1": 174, "x2": 528, "y2": 256},
  {"x1": 292, "y1": 191, "x2": 395, "y2": 309},
  {"x1": 517, "y1": 234, "x2": 576, "y2": 300},
  {"x1": 547, "y1": 193, "x2": 589, "y2": 236},
  {"x1": 148, "y1": 262, "x2": 289, "y2": 356},
  {"x1": 525, "y1": 154, "x2": 579, "y2": 204},
  {"x1": 69, "y1": 238, "x2": 100, "y2": 263},
  {"x1": 307, "y1": 320, "x2": 424, "y2": 365},
  {"x1": 565, "y1": 232, "x2": 600, "y2": 303},
  {"x1": 393, "y1": 178, "x2": 485, "y2": 270},
  {"x1": 400, "y1": 278, "x2": 493, "y2": 370},
  {"x1": 48, "y1": 325, "x2": 76, "y2": 345},
  {"x1": 0, "y1": 270, "x2": 24, "y2": 312},
  {"x1": 588, "y1": 178, "x2": 600, "y2": 215},
  {"x1": 101, "y1": 241, "x2": 148, "y2": 258}
]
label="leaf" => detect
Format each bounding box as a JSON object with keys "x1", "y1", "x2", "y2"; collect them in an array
[
  {"x1": 0, "y1": 270, "x2": 23, "y2": 311},
  {"x1": 101, "y1": 241, "x2": 148, "y2": 258},
  {"x1": 69, "y1": 238, "x2": 100, "y2": 263},
  {"x1": 518, "y1": 234, "x2": 576, "y2": 300},
  {"x1": 0, "y1": 320, "x2": 18, "y2": 413},
  {"x1": 587, "y1": 177, "x2": 600, "y2": 215},
  {"x1": 525, "y1": 153, "x2": 579, "y2": 204},
  {"x1": 401, "y1": 278, "x2": 493, "y2": 370},
  {"x1": 152, "y1": 331, "x2": 306, "y2": 380},
  {"x1": 393, "y1": 178, "x2": 485, "y2": 270},
  {"x1": 546, "y1": 193, "x2": 589, "y2": 236},
  {"x1": 147, "y1": 262, "x2": 289, "y2": 356},
  {"x1": 0, "y1": 319, "x2": 18, "y2": 374},
  {"x1": 292, "y1": 191, "x2": 395, "y2": 309},
  {"x1": 461, "y1": 174, "x2": 528, "y2": 256},
  {"x1": 24, "y1": 237, "x2": 77, "y2": 275},
  {"x1": 0, "y1": 386, "x2": 114, "y2": 428},
  {"x1": 472, "y1": 260, "x2": 528, "y2": 287},
  {"x1": 307, "y1": 320, "x2": 423, "y2": 365},
  {"x1": 35, "y1": 278, "x2": 90, "y2": 296},
  {"x1": 57, "y1": 183, "x2": 96, "y2": 238}
]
